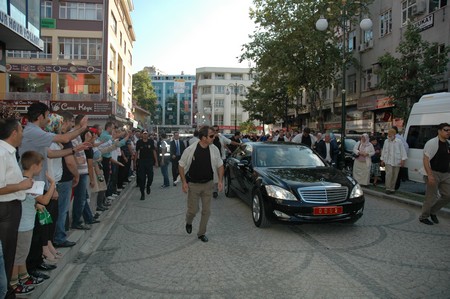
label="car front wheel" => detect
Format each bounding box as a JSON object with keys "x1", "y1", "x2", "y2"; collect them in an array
[{"x1": 252, "y1": 190, "x2": 270, "y2": 228}]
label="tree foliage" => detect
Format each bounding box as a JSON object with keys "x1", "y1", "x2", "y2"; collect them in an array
[
  {"x1": 239, "y1": 120, "x2": 258, "y2": 134},
  {"x1": 376, "y1": 22, "x2": 450, "y2": 124},
  {"x1": 240, "y1": 0, "x2": 371, "y2": 129},
  {"x1": 132, "y1": 70, "x2": 157, "y2": 115}
]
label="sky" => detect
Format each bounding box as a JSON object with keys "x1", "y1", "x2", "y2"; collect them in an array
[{"x1": 131, "y1": 0, "x2": 256, "y2": 75}]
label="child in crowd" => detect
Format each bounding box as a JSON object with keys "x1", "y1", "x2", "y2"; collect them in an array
[{"x1": 11, "y1": 151, "x2": 56, "y2": 295}]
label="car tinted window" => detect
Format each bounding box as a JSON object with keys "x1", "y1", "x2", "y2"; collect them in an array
[
  {"x1": 234, "y1": 143, "x2": 252, "y2": 163},
  {"x1": 256, "y1": 146, "x2": 325, "y2": 167}
]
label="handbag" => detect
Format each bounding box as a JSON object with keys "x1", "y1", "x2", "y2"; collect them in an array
[
  {"x1": 91, "y1": 175, "x2": 107, "y2": 193},
  {"x1": 37, "y1": 207, "x2": 53, "y2": 225}
]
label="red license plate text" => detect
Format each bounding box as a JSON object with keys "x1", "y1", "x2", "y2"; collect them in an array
[{"x1": 313, "y1": 206, "x2": 343, "y2": 215}]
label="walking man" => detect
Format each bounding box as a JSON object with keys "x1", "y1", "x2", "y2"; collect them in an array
[
  {"x1": 419, "y1": 123, "x2": 450, "y2": 225},
  {"x1": 159, "y1": 133, "x2": 171, "y2": 188},
  {"x1": 380, "y1": 128, "x2": 407, "y2": 194},
  {"x1": 135, "y1": 131, "x2": 158, "y2": 200},
  {"x1": 178, "y1": 126, "x2": 224, "y2": 242}
]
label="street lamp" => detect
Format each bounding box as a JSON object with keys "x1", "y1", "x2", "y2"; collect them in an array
[
  {"x1": 226, "y1": 83, "x2": 246, "y2": 133},
  {"x1": 315, "y1": 1, "x2": 372, "y2": 169}
]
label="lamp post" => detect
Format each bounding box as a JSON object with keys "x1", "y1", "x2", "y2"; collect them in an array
[
  {"x1": 315, "y1": 1, "x2": 372, "y2": 169},
  {"x1": 226, "y1": 83, "x2": 246, "y2": 133}
]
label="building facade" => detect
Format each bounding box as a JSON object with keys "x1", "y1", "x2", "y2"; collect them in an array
[
  {"x1": 310, "y1": 0, "x2": 449, "y2": 134},
  {"x1": 150, "y1": 73, "x2": 195, "y2": 132},
  {"x1": 0, "y1": 0, "x2": 43, "y2": 75},
  {"x1": 0, "y1": 0, "x2": 136, "y2": 127},
  {"x1": 195, "y1": 67, "x2": 254, "y2": 132}
]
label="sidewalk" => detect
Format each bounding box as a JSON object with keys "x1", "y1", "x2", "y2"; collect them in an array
[
  {"x1": 31, "y1": 179, "x2": 137, "y2": 299},
  {"x1": 362, "y1": 181, "x2": 450, "y2": 218}
]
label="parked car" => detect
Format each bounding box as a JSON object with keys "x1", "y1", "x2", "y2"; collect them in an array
[{"x1": 224, "y1": 142, "x2": 365, "y2": 227}]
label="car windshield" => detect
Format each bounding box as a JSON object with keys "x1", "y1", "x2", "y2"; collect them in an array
[{"x1": 255, "y1": 146, "x2": 326, "y2": 167}]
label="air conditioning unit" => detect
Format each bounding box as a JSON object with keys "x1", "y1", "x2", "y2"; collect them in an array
[
  {"x1": 359, "y1": 43, "x2": 366, "y2": 52},
  {"x1": 412, "y1": 0, "x2": 426, "y2": 16}
]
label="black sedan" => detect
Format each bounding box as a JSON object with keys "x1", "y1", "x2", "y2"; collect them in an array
[{"x1": 224, "y1": 142, "x2": 365, "y2": 227}]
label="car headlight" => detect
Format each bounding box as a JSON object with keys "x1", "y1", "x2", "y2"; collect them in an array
[
  {"x1": 350, "y1": 184, "x2": 364, "y2": 198},
  {"x1": 265, "y1": 185, "x2": 297, "y2": 201}
]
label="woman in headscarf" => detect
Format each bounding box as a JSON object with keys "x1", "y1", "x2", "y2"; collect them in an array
[{"x1": 352, "y1": 133, "x2": 375, "y2": 186}]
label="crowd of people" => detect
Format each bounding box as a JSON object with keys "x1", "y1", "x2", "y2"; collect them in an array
[{"x1": 1, "y1": 100, "x2": 448, "y2": 297}]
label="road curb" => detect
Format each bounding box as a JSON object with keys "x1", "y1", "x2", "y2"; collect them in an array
[{"x1": 363, "y1": 187, "x2": 450, "y2": 218}]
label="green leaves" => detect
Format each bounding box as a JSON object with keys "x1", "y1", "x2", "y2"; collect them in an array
[{"x1": 132, "y1": 70, "x2": 157, "y2": 116}]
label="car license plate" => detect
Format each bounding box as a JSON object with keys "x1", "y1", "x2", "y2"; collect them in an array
[{"x1": 313, "y1": 206, "x2": 343, "y2": 215}]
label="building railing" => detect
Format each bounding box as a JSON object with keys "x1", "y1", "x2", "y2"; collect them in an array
[
  {"x1": 0, "y1": 92, "x2": 52, "y2": 101},
  {"x1": 57, "y1": 94, "x2": 102, "y2": 101},
  {"x1": 0, "y1": 92, "x2": 103, "y2": 102}
]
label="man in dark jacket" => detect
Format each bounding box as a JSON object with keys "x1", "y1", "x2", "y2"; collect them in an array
[
  {"x1": 316, "y1": 133, "x2": 339, "y2": 167},
  {"x1": 170, "y1": 132, "x2": 186, "y2": 186}
]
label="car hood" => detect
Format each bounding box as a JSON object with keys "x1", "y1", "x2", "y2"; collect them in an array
[{"x1": 260, "y1": 167, "x2": 353, "y2": 188}]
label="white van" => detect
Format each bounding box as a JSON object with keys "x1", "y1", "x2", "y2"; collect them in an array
[{"x1": 404, "y1": 92, "x2": 450, "y2": 183}]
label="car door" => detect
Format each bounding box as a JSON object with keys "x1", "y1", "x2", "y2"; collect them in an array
[{"x1": 230, "y1": 144, "x2": 252, "y2": 198}]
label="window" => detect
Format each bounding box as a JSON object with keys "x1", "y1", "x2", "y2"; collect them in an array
[
  {"x1": 380, "y1": 10, "x2": 392, "y2": 37},
  {"x1": 215, "y1": 73, "x2": 224, "y2": 79},
  {"x1": 348, "y1": 31, "x2": 356, "y2": 52},
  {"x1": 402, "y1": 0, "x2": 417, "y2": 24},
  {"x1": 406, "y1": 125, "x2": 439, "y2": 149},
  {"x1": 59, "y1": 2, "x2": 103, "y2": 21},
  {"x1": 215, "y1": 86, "x2": 225, "y2": 94},
  {"x1": 363, "y1": 29, "x2": 373, "y2": 43},
  {"x1": 59, "y1": 38, "x2": 102, "y2": 60},
  {"x1": 230, "y1": 74, "x2": 242, "y2": 80},
  {"x1": 41, "y1": 1, "x2": 52, "y2": 18},
  {"x1": 429, "y1": 0, "x2": 447, "y2": 12},
  {"x1": 7, "y1": 37, "x2": 52, "y2": 58},
  {"x1": 9, "y1": 73, "x2": 51, "y2": 93},
  {"x1": 203, "y1": 87, "x2": 211, "y2": 94},
  {"x1": 119, "y1": 32, "x2": 122, "y2": 47},
  {"x1": 348, "y1": 74, "x2": 356, "y2": 95},
  {"x1": 111, "y1": 13, "x2": 117, "y2": 35},
  {"x1": 215, "y1": 99, "x2": 224, "y2": 108},
  {"x1": 363, "y1": 69, "x2": 377, "y2": 91},
  {"x1": 58, "y1": 74, "x2": 101, "y2": 94}
]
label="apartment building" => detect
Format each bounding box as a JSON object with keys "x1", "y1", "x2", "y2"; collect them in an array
[
  {"x1": 0, "y1": 0, "x2": 136, "y2": 127},
  {"x1": 314, "y1": 0, "x2": 449, "y2": 133},
  {"x1": 195, "y1": 67, "x2": 254, "y2": 132}
]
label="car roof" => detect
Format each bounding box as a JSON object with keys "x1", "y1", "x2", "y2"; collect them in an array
[{"x1": 243, "y1": 141, "x2": 311, "y2": 148}]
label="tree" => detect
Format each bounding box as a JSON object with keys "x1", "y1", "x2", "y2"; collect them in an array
[
  {"x1": 239, "y1": 120, "x2": 257, "y2": 134},
  {"x1": 240, "y1": 0, "x2": 370, "y2": 130},
  {"x1": 377, "y1": 22, "x2": 450, "y2": 124},
  {"x1": 132, "y1": 70, "x2": 157, "y2": 115}
]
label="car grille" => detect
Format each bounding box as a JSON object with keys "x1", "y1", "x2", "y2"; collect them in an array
[{"x1": 298, "y1": 186, "x2": 348, "y2": 204}]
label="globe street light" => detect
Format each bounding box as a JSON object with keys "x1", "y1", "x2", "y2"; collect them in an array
[
  {"x1": 316, "y1": 1, "x2": 372, "y2": 169},
  {"x1": 226, "y1": 83, "x2": 246, "y2": 133}
]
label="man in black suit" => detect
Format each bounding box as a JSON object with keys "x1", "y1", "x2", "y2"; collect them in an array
[{"x1": 170, "y1": 132, "x2": 186, "y2": 186}]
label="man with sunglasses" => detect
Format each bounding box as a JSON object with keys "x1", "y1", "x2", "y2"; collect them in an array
[
  {"x1": 419, "y1": 123, "x2": 450, "y2": 225},
  {"x1": 178, "y1": 126, "x2": 224, "y2": 242}
]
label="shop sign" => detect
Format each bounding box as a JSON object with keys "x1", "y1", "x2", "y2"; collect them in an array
[
  {"x1": 6, "y1": 64, "x2": 101, "y2": 74},
  {"x1": 50, "y1": 101, "x2": 112, "y2": 115},
  {"x1": 41, "y1": 18, "x2": 56, "y2": 29},
  {"x1": 415, "y1": 13, "x2": 434, "y2": 32},
  {"x1": 0, "y1": 10, "x2": 43, "y2": 50},
  {"x1": 376, "y1": 97, "x2": 394, "y2": 109}
]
